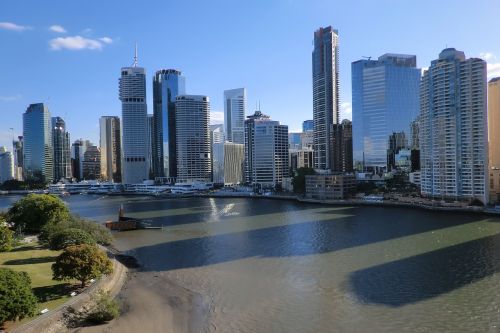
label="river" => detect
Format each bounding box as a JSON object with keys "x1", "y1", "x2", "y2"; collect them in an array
[{"x1": 1, "y1": 195, "x2": 500, "y2": 332}]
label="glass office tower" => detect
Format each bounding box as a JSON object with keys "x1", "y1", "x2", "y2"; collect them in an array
[
  {"x1": 23, "y1": 103, "x2": 53, "y2": 183},
  {"x1": 52, "y1": 116, "x2": 71, "y2": 182},
  {"x1": 352, "y1": 53, "x2": 421, "y2": 173},
  {"x1": 224, "y1": 88, "x2": 246, "y2": 144},
  {"x1": 119, "y1": 52, "x2": 149, "y2": 184},
  {"x1": 152, "y1": 69, "x2": 186, "y2": 180}
]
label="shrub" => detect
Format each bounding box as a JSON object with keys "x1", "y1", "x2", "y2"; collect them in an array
[
  {"x1": 0, "y1": 219, "x2": 13, "y2": 252},
  {"x1": 49, "y1": 228, "x2": 96, "y2": 250},
  {"x1": 40, "y1": 216, "x2": 112, "y2": 247},
  {"x1": 86, "y1": 290, "x2": 120, "y2": 324},
  {"x1": 7, "y1": 194, "x2": 70, "y2": 233},
  {"x1": 0, "y1": 268, "x2": 37, "y2": 324},
  {"x1": 52, "y1": 244, "x2": 113, "y2": 287}
]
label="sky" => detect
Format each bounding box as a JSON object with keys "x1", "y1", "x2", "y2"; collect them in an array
[{"x1": 1, "y1": 0, "x2": 500, "y2": 149}]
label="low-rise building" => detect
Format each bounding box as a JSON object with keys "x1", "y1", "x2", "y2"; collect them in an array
[{"x1": 305, "y1": 174, "x2": 356, "y2": 200}]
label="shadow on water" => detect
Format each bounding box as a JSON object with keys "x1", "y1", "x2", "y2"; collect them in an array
[
  {"x1": 131, "y1": 207, "x2": 487, "y2": 271},
  {"x1": 349, "y1": 233, "x2": 500, "y2": 307}
]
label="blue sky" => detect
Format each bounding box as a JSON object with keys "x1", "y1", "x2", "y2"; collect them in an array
[{"x1": 1, "y1": 0, "x2": 499, "y2": 149}]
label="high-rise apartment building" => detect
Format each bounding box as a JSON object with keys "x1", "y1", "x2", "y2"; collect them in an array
[
  {"x1": 420, "y1": 48, "x2": 487, "y2": 203},
  {"x1": 99, "y1": 116, "x2": 121, "y2": 183},
  {"x1": 119, "y1": 50, "x2": 149, "y2": 184},
  {"x1": 71, "y1": 139, "x2": 92, "y2": 181},
  {"x1": 211, "y1": 124, "x2": 225, "y2": 184},
  {"x1": 330, "y1": 119, "x2": 353, "y2": 172},
  {"x1": 0, "y1": 147, "x2": 14, "y2": 184},
  {"x1": 352, "y1": 54, "x2": 421, "y2": 173},
  {"x1": 312, "y1": 26, "x2": 339, "y2": 170},
  {"x1": 175, "y1": 95, "x2": 212, "y2": 182},
  {"x1": 224, "y1": 142, "x2": 244, "y2": 185},
  {"x1": 488, "y1": 77, "x2": 500, "y2": 202},
  {"x1": 152, "y1": 69, "x2": 186, "y2": 179},
  {"x1": 52, "y1": 117, "x2": 71, "y2": 182},
  {"x1": 244, "y1": 110, "x2": 289, "y2": 188},
  {"x1": 224, "y1": 88, "x2": 246, "y2": 144},
  {"x1": 23, "y1": 103, "x2": 53, "y2": 183},
  {"x1": 82, "y1": 145, "x2": 101, "y2": 180}
]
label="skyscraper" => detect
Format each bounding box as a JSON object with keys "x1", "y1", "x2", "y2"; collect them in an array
[
  {"x1": 175, "y1": 95, "x2": 212, "y2": 183},
  {"x1": 302, "y1": 120, "x2": 314, "y2": 132},
  {"x1": 211, "y1": 124, "x2": 225, "y2": 184},
  {"x1": 352, "y1": 54, "x2": 421, "y2": 173},
  {"x1": 119, "y1": 48, "x2": 149, "y2": 184},
  {"x1": 71, "y1": 139, "x2": 91, "y2": 181},
  {"x1": 223, "y1": 142, "x2": 244, "y2": 185},
  {"x1": 330, "y1": 119, "x2": 353, "y2": 172},
  {"x1": 23, "y1": 103, "x2": 53, "y2": 183},
  {"x1": 99, "y1": 116, "x2": 121, "y2": 183},
  {"x1": 152, "y1": 69, "x2": 186, "y2": 179},
  {"x1": 13, "y1": 136, "x2": 23, "y2": 181},
  {"x1": 488, "y1": 77, "x2": 500, "y2": 202},
  {"x1": 224, "y1": 88, "x2": 246, "y2": 144},
  {"x1": 244, "y1": 110, "x2": 289, "y2": 189},
  {"x1": 0, "y1": 147, "x2": 14, "y2": 184},
  {"x1": 82, "y1": 145, "x2": 101, "y2": 180},
  {"x1": 52, "y1": 116, "x2": 71, "y2": 182},
  {"x1": 420, "y1": 48, "x2": 487, "y2": 203},
  {"x1": 147, "y1": 114, "x2": 154, "y2": 179},
  {"x1": 312, "y1": 26, "x2": 339, "y2": 170}
]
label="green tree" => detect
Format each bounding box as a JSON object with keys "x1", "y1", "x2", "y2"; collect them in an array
[
  {"x1": 0, "y1": 268, "x2": 37, "y2": 324},
  {"x1": 7, "y1": 194, "x2": 71, "y2": 233},
  {"x1": 291, "y1": 167, "x2": 316, "y2": 194},
  {"x1": 40, "y1": 216, "x2": 112, "y2": 246},
  {"x1": 86, "y1": 290, "x2": 120, "y2": 324},
  {"x1": 0, "y1": 221, "x2": 13, "y2": 252},
  {"x1": 49, "y1": 228, "x2": 96, "y2": 250},
  {"x1": 52, "y1": 244, "x2": 113, "y2": 287}
]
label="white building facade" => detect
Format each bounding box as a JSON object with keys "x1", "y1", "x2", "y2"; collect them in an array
[
  {"x1": 224, "y1": 88, "x2": 246, "y2": 144},
  {"x1": 0, "y1": 147, "x2": 14, "y2": 184},
  {"x1": 119, "y1": 58, "x2": 149, "y2": 184},
  {"x1": 175, "y1": 95, "x2": 212, "y2": 182},
  {"x1": 420, "y1": 48, "x2": 488, "y2": 203}
]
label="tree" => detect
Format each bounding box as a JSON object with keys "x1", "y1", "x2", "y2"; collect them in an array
[
  {"x1": 0, "y1": 268, "x2": 37, "y2": 324},
  {"x1": 291, "y1": 167, "x2": 316, "y2": 194},
  {"x1": 86, "y1": 290, "x2": 120, "y2": 324},
  {"x1": 49, "y1": 228, "x2": 96, "y2": 250},
  {"x1": 40, "y1": 216, "x2": 112, "y2": 246},
  {"x1": 0, "y1": 221, "x2": 13, "y2": 252},
  {"x1": 52, "y1": 244, "x2": 113, "y2": 287},
  {"x1": 8, "y1": 194, "x2": 71, "y2": 233}
]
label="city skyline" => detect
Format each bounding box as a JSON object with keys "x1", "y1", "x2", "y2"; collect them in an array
[{"x1": 1, "y1": 0, "x2": 500, "y2": 149}]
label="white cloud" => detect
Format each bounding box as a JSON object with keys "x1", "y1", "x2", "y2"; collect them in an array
[
  {"x1": 0, "y1": 94, "x2": 21, "y2": 102},
  {"x1": 49, "y1": 25, "x2": 66, "y2": 33},
  {"x1": 49, "y1": 35, "x2": 112, "y2": 51},
  {"x1": 210, "y1": 111, "x2": 224, "y2": 125},
  {"x1": 340, "y1": 102, "x2": 352, "y2": 121},
  {"x1": 479, "y1": 52, "x2": 500, "y2": 80},
  {"x1": 0, "y1": 22, "x2": 31, "y2": 31},
  {"x1": 99, "y1": 37, "x2": 113, "y2": 44}
]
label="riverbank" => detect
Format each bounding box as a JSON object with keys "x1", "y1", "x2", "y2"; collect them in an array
[
  {"x1": 11, "y1": 248, "x2": 128, "y2": 333},
  {"x1": 72, "y1": 270, "x2": 208, "y2": 333}
]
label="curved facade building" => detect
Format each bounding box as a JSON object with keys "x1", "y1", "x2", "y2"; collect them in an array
[
  {"x1": 152, "y1": 69, "x2": 186, "y2": 179},
  {"x1": 420, "y1": 48, "x2": 487, "y2": 203}
]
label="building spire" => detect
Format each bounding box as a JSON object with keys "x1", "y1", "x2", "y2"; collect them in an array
[{"x1": 133, "y1": 43, "x2": 138, "y2": 67}]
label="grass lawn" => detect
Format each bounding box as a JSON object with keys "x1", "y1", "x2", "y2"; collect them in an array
[{"x1": 0, "y1": 242, "x2": 76, "y2": 329}]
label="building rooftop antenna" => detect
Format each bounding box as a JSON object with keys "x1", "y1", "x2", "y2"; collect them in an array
[{"x1": 132, "y1": 43, "x2": 138, "y2": 67}]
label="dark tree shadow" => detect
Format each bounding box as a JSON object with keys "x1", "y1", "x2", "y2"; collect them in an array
[
  {"x1": 349, "y1": 233, "x2": 500, "y2": 307},
  {"x1": 4, "y1": 256, "x2": 58, "y2": 265},
  {"x1": 33, "y1": 283, "x2": 73, "y2": 302}
]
